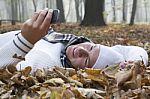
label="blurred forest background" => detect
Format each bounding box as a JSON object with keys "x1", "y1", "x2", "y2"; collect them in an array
[{"x1": 0, "y1": 0, "x2": 150, "y2": 25}]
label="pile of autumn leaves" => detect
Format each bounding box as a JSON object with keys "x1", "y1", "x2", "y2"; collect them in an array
[{"x1": 0, "y1": 60, "x2": 150, "y2": 99}]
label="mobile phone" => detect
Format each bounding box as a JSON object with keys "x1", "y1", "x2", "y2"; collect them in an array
[{"x1": 51, "y1": 9, "x2": 60, "y2": 24}]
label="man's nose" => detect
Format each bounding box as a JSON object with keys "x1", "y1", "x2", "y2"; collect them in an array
[{"x1": 78, "y1": 47, "x2": 89, "y2": 57}]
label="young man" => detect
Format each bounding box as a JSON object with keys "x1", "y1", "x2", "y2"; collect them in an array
[{"x1": 0, "y1": 9, "x2": 148, "y2": 73}]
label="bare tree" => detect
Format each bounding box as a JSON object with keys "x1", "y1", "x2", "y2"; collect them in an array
[
  {"x1": 18, "y1": 0, "x2": 22, "y2": 22},
  {"x1": 122, "y1": 0, "x2": 126, "y2": 22},
  {"x1": 144, "y1": 0, "x2": 148, "y2": 22},
  {"x1": 129, "y1": 0, "x2": 137, "y2": 25},
  {"x1": 46, "y1": 0, "x2": 49, "y2": 8},
  {"x1": 32, "y1": 0, "x2": 37, "y2": 12},
  {"x1": 56, "y1": 0, "x2": 65, "y2": 22},
  {"x1": 20, "y1": 0, "x2": 25, "y2": 22},
  {"x1": 80, "y1": 0, "x2": 106, "y2": 26},
  {"x1": 75, "y1": 0, "x2": 83, "y2": 22},
  {"x1": 111, "y1": 0, "x2": 116, "y2": 22},
  {"x1": 11, "y1": 0, "x2": 17, "y2": 25},
  {"x1": 65, "y1": 0, "x2": 72, "y2": 20}
]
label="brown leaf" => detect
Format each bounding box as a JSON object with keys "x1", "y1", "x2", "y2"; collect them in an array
[
  {"x1": 0, "y1": 68, "x2": 13, "y2": 80},
  {"x1": 35, "y1": 69, "x2": 46, "y2": 83},
  {"x1": 62, "y1": 89, "x2": 75, "y2": 99},
  {"x1": 43, "y1": 78, "x2": 64, "y2": 86},
  {"x1": 21, "y1": 66, "x2": 32, "y2": 77},
  {"x1": 115, "y1": 68, "x2": 133, "y2": 86},
  {"x1": 26, "y1": 76, "x2": 36, "y2": 87},
  {"x1": 53, "y1": 68, "x2": 83, "y2": 87},
  {"x1": 7, "y1": 65, "x2": 17, "y2": 74},
  {"x1": 54, "y1": 67, "x2": 77, "y2": 76}
]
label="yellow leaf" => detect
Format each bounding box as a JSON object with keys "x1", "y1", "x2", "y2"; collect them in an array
[
  {"x1": 87, "y1": 74, "x2": 108, "y2": 86},
  {"x1": 50, "y1": 91, "x2": 62, "y2": 99},
  {"x1": 85, "y1": 68, "x2": 102, "y2": 76},
  {"x1": 85, "y1": 68, "x2": 108, "y2": 86}
]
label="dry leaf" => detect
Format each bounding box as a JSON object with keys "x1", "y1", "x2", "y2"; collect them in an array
[
  {"x1": 21, "y1": 66, "x2": 32, "y2": 77},
  {"x1": 35, "y1": 69, "x2": 46, "y2": 83}
]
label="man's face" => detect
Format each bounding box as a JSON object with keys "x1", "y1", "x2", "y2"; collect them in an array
[{"x1": 66, "y1": 42, "x2": 100, "y2": 69}]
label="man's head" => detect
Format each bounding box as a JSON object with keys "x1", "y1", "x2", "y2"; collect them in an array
[{"x1": 66, "y1": 42, "x2": 100, "y2": 69}]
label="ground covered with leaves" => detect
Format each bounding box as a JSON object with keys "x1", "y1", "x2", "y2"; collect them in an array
[{"x1": 1, "y1": 23, "x2": 150, "y2": 99}]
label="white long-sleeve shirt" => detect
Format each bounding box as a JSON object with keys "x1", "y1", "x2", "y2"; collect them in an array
[{"x1": 0, "y1": 30, "x2": 64, "y2": 72}]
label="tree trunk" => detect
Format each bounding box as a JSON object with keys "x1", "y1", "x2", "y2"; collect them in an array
[
  {"x1": 18, "y1": 0, "x2": 21, "y2": 22},
  {"x1": 144, "y1": 0, "x2": 148, "y2": 22},
  {"x1": 75, "y1": 0, "x2": 82, "y2": 22},
  {"x1": 21, "y1": 0, "x2": 25, "y2": 22},
  {"x1": 129, "y1": 0, "x2": 137, "y2": 25},
  {"x1": 46, "y1": 0, "x2": 49, "y2": 8},
  {"x1": 111, "y1": 0, "x2": 116, "y2": 22},
  {"x1": 65, "y1": 0, "x2": 72, "y2": 20},
  {"x1": 32, "y1": 0, "x2": 37, "y2": 12},
  {"x1": 56, "y1": 0, "x2": 65, "y2": 23},
  {"x1": 80, "y1": 0, "x2": 106, "y2": 26},
  {"x1": 122, "y1": 0, "x2": 126, "y2": 22},
  {"x1": 11, "y1": 0, "x2": 17, "y2": 25}
]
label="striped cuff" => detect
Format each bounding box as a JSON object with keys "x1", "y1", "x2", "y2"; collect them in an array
[{"x1": 13, "y1": 33, "x2": 34, "y2": 54}]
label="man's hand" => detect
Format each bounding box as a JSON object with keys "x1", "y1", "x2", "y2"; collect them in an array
[{"x1": 21, "y1": 8, "x2": 52, "y2": 44}]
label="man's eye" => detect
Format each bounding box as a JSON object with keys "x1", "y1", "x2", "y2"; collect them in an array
[
  {"x1": 90, "y1": 46, "x2": 93, "y2": 50},
  {"x1": 90, "y1": 45, "x2": 96, "y2": 51}
]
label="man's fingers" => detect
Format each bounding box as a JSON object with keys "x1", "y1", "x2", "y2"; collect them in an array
[
  {"x1": 34, "y1": 9, "x2": 49, "y2": 26},
  {"x1": 41, "y1": 10, "x2": 53, "y2": 30},
  {"x1": 31, "y1": 10, "x2": 41, "y2": 22}
]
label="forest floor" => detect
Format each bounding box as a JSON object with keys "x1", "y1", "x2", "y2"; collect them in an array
[
  {"x1": 1, "y1": 23, "x2": 150, "y2": 98},
  {"x1": 1, "y1": 23, "x2": 150, "y2": 45}
]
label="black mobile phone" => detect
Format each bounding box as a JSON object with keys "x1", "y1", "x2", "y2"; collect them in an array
[{"x1": 51, "y1": 9, "x2": 60, "y2": 24}]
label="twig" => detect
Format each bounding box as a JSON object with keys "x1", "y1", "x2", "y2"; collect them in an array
[{"x1": 53, "y1": 68, "x2": 83, "y2": 87}]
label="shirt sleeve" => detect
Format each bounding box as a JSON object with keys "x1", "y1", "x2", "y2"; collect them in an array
[
  {"x1": 0, "y1": 30, "x2": 19, "y2": 45},
  {"x1": 0, "y1": 31, "x2": 34, "y2": 68}
]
